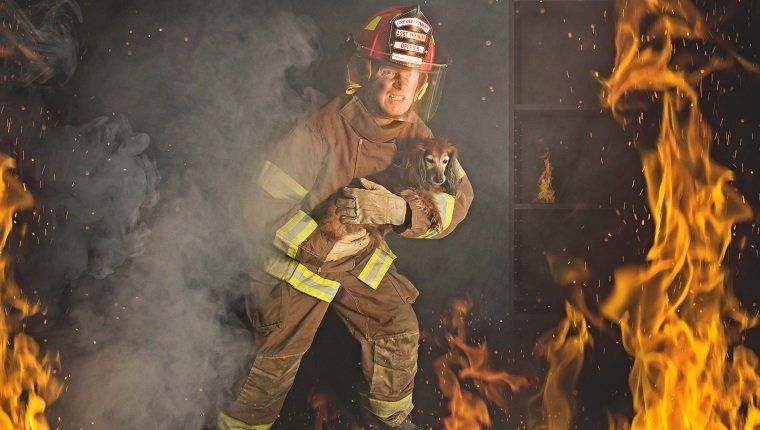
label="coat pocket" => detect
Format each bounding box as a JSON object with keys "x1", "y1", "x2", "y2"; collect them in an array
[
  {"x1": 385, "y1": 268, "x2": 420, "y2": 304},
  {"x1": 245, "y1": 271, "x2": 287, "y2": 332}
]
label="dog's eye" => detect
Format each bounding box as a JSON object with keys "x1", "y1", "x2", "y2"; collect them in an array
[
  {"x1": 442, "y1": 158, "x2": 449, "y2": 165},
  {"x1": 425, "y1": 155, "x2": 435, "y2": 164}
]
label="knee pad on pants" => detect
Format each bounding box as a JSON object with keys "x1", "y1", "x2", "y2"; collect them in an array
[
  {"x1": 369, "y1": 331, "x2": 419, "y2": 397},
  {"x1": 235, "y1": 353, "x2": 303, "y2": 409}
]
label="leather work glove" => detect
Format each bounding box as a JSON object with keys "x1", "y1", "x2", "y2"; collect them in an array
[
  {"x1": 325, "y1": 228, "x2": 371, "y2": 261},
  {"x1": 336, "y1": 178, "x2": 407, "y2": 226}
]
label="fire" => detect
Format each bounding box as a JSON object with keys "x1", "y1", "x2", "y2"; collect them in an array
[
  {"x1": 308, "y1": 388, "x2": 332, "y2": 430},
  {"x1": 530, "y1": 302, "x2": 592, "y2": 430},
  {"x1": 528, "y1": 1, "x2": 760, "y2": 427},
  {"x1": 544, "y1": 253, "x2": 606, "y2": 333},
  {"x1": 0, "y1": 154, "x2": 61, "y2": 429},
  {"x1": 307, "y1": 385, "x2": 362, "y2": 430},
  {"x1": 596, "y1": 0, "x2": 760, "y2": 428},
  {"x1": 434, "y1": 297, "x2": 528, "y2": 429},
  {"x1": 536, "y1": 150, "x2": 556, "y2": 204}
]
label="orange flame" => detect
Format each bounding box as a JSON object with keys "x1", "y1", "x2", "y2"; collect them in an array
[
  {"x1": 309, "y1": 389, "x2": 332, "y2": 430},
  {"x1": 434, "y1": 298, "x2": 529, "y2": 429},
  {"x1": 0, "y1": 154, "x2": 61, "y2": 429},
  {"x1": 536, "y1": 150, "x2": 556, "y2": 204},
  {"x1": 307, "y1": 386, "x2": 362, "y2": 430},
  {"x1": 597, "y1": 0, "x2": 760, "y2": 428},
  {"x1": 607, "y1": 410, "x2": 631, "y2": 430},
  {"x1": 545, "y1": 253, "x2": 606, "y2": 334},
  {"x1": 530, "y1": 301, "x2": 592, "y2": 430}
]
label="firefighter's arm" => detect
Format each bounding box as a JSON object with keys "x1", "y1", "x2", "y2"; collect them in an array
[
  {"x1": 336, "y1": 161, "x2": 474, "y2": 239},
  {"x1": 395, "y1": 160, "x2": 473, "y2": 239},
  {"x1": 244, "y1": 123, "x2": 336, "y2": 267}
]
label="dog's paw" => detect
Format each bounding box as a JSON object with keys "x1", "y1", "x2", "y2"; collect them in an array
[{"x1": 398, "y1": 188, "x2": 442, "y2": 231}]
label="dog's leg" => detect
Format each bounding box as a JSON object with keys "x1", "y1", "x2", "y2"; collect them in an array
[{"x1": 398, "y1": 188, "x2": 443, "y2": 232}]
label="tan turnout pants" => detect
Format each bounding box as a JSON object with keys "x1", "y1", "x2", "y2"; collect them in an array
[{"x1": 226, "y1": 264, "x2": 421, "y2": 428}]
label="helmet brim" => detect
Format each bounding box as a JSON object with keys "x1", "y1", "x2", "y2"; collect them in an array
[{"x1": 354, "y1": 45, "x2": 448, "y2": 72}]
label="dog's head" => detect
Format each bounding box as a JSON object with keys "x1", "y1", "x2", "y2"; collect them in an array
[{"x1": 400, "y1": 137, "x2": 459, "y2": 193}]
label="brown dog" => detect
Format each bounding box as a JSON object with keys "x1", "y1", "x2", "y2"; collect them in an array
[{"x1": 312, "y1": 137, "x2": 460, "y2": 247}]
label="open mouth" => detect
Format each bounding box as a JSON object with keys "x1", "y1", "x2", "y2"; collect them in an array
[{"x1": 389, "y1": 95, "x2": 405, "y2": 101}]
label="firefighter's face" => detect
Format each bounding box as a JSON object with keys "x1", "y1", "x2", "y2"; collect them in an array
[{"x1": 371, "y1": 65, "x2": 421, "y2": 118}]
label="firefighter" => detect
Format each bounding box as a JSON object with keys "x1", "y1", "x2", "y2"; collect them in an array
[{"x1": 218, "y1": 5, "x2": 473, "y2": 430}]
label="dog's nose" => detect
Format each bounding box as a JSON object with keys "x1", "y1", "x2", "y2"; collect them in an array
[{"x1": 433, "y1": 177, "x2": 446, "y2": 185}]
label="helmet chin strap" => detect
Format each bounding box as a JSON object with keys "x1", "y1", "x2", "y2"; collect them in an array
[{"x1": 415, "y1": 80, "x2": 429, "y2": 101}]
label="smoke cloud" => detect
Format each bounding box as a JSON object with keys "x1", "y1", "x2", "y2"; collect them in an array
[
  {"x1": 0, "y1": 0, "x2": 81, "y2": 85},
  {"x1": 24, "y1": 115, "x2": 159, "y2": 289},
  {"x1": 9, "y1": 0, "x2": 324, "y2": 428}
]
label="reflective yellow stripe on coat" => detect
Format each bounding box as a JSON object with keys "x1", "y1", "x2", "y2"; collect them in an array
[
  {"x1": 274, "y1": 210, "x2": 317, "y2": 258},
  {"x1": 357, "y1": 241, "x2": 397, "y2": 289},
  {"x1": 366, "y1": 393, "x2": 413, "y2": 418},
  {"x1": 265, "y1": 255, "x2": 340, "y2": 303},
  {"x1": 454, "y1": 159, "x2": 467, "y2": 181},
  {"x1": 258, "y1": 160, "x2": 307, "y2": 202},
  {"x1": 258, "y1": 161, "x2": 317, "y2": 258},
  {"x1": 417, "y1": 192, "x2": 456, "y2": 238}
]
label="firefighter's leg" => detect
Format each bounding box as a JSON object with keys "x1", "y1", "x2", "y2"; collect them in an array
[
  {"x1": 330, "y1": 266, "x2": 420, "y2": 428},
  {"x1": 220, "y1": 273, "x2": 329, "y2": 429}
]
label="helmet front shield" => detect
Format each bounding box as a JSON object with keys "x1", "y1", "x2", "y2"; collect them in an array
[{"x1": 347, "y1": 47, "x2": 448, "y2": 123}]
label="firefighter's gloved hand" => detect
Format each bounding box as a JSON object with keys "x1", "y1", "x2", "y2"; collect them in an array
[
  {"x1": 336, "y1": 178, "x2": 407, "y2": 225},
  {"x1": 325, "y1": 228, "x2": 371, "y2": 261}
]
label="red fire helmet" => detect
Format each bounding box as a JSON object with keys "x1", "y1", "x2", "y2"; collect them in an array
[{"x1": 345, "y1": 5, "x2": 448, "y2": 122}]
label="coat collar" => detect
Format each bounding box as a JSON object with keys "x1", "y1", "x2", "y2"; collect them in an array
[{"x1": 339, "y1": 96, "x2": 418, "y2": 143}]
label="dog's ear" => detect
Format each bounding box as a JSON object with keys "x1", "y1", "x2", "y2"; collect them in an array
[
  {"x1": 400, "y1": 141, "x2": 423, "y2": 168},
  {"x1": 448, "y1": 145, "x2": 459, "y2": 160},
  {"x1": 415, "y1": 150, "x2": 427, "y2": 189},
  {"x1": 400, "y1": 145, "x2": 414, "y2": 170},
  {"x1": 444, "y1": 148, "x2": 460, "y2": 195},
  {"x1": 399, "y1": 140, "x2": 428, "y2": 189}
]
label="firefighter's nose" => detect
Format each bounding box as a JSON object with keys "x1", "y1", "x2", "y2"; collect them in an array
[{"x1": 394, "y1": 75, "x2": 410, "y2": 89}]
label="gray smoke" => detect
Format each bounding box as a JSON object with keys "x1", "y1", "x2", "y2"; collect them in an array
[
  {"x1": 0, "y1": 0, "x2": 81, "y2": 85},
  {"x1": 14, "y1": 1, "x2": 324, "y2": 428},
  {"x1": 26, "y1": 115, "x2": 159, "y2": 286}
]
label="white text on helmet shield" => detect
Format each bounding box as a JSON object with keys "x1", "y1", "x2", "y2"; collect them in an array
[
  {"x1": 395, "y1": 29, "x2": 427, "y2": 42},
  {"x1": 393, "y1": 17, "x2": 431, "y2": 33},
  {"x1": 393, "y1": 41, "x2": 425, "y2": 53}
]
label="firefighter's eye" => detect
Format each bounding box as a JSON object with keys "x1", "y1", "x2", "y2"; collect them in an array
[{"x1": 378, "y1": 68, "x2": 396, "y2": 79}]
